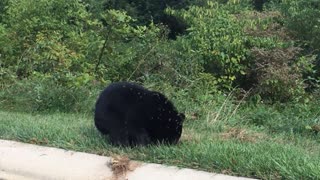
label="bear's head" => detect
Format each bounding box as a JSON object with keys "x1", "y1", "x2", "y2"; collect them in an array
[{"x1": 149, "y1": 92, "x2": 185, "y2": 144}]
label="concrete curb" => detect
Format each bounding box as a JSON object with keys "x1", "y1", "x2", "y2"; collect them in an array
[{"x1": 0, "y1": 140, "x2": 254, "y2": 180}]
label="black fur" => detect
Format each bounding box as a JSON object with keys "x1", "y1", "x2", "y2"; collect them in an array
[{"x1": 94, "y1": 82, "x2": 185, "y2": 146}]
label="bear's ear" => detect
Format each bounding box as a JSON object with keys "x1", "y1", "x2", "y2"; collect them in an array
[
  {"x1": 152, "y1": 92, "x2": 160, "y2": 97},
  {"x1": 152, "y1": 92, "x2": 166, "y2": 101},
  {"x1": 179, "y1": 113, "x2": 186, "y2": 121}
]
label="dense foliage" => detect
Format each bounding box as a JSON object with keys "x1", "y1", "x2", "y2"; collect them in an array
[
  {"x1": 1, "y1": 0, "x2": 319, "y2": 104},
  {"x1": 0, "y1": 0, "x2": 318, "y2": 102}
]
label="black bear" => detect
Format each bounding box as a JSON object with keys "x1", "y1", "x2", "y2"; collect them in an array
[{"x1": 94, "y1": 82, "x2": 185, "y2": 146}]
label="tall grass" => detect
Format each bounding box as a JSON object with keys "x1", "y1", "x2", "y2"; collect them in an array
[{"x1": 0, "y1": 79, "x2": 100, "y2": 113}]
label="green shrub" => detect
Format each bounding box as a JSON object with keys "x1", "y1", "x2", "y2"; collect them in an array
[
  {"x1": 1, "y1": 0, "x2": 320, "y2": 110},
  {"x1": 168, "y1": 1, "x2": 250, "y2": 90},
  {"x1": 95, "y1": 10, "x2": 163, "y2": 82},
  {"x1": 275, "y1": 0, "x2": 320, "y2": 88},
  {"x1": 248, "y1": 47, "x2": 311, "y2": 102},
  {"x1": 239, "y1": 10, "x2": 316, "y2": 102},
  {"x1": 0, "y1": 0, "x2": 101, "y2": 86},
  {"x1": 278, "y1": 0, "x2": 320, "y2": 50},
  {"x1": 0, "y1": 0, "x2": 163, "y2": 87}
]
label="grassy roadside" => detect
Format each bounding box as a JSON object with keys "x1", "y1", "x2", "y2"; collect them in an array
[
  {"x1": 1, "y1": 110, "x2": 319, "y2": 179},
  {"x1": 1, "y1": 1, "x2": 320, "y2": 179}
]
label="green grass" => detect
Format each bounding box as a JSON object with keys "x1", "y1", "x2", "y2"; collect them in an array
[
  {"x1": 1, "y1": 79, "x2": 319, "y2": 179},
  {"x1": 0, "y1": 110, "x2": 319, "y2": 180}
]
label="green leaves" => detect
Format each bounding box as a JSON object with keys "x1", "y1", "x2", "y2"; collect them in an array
[
  {"x1": 169, "y1": 1, "x2": 249, "y2": 90},
  {"x1": 0, "y1": 0, "x2": 101, "y2": 86},
  {"x1": 1, "y1": 0, "x2": 319, "y2": 103}
]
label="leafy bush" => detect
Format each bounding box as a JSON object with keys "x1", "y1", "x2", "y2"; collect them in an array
[
  {"x1": 90, "y1": 0, "x2": 190, "y2": 39},
  {"x1": 168, "y1": 1, "x2": 250, "y2": 90},
  {"x1": 248, "y1": 47, "x2": 311, "y2": 102},
  {"x1": 278, "y1": 0, "x2": 320, "y2": 51},
  {"x1": 0, "y1": 0, "x2": 163, "y2": 87},
  {"x1": 239, "y1": 10, "x2": 316, "y2": 102},
  {"x1": 275, "y1": 0, "x2": 320, "y2": 88},
  {"x1": 0, "y1": 0, "x2": 101, "y2": 86},
  {"x1": 95, "y1": 10, "x2": 163, "y2": 82},
  {"x1": 1, "y1": 0, "x2": 320, "y2": 108}
]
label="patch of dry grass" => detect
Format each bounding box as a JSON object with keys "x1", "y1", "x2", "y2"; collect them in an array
[
  {"x1": 220, "y1": 127, "x2": 266, "y2": 143},
  {"x1": 109, "y1": 155, "x2": 141, "y2": 180}
]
